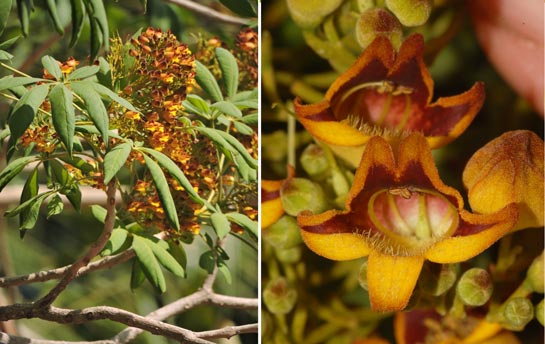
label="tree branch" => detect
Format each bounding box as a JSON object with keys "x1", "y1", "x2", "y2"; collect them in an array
[
  {"x1": 0, "y1": 249, "x2": 135, "y2": 288},
  {"x1": 163, "y1": 0, "x2": 251, "y2": 25},
  {"x1": 36, "y1": 181, "x2": 118, "y2": 308},
  {"x1": 0, "y1": 304, "x2": 214, "y2": 343},
  {"x1": 113, "y1": 269, "x2": 258, "y2": 343},
  {"x1": 196, "y1": 323, "x2": 258, "y2": 339}
]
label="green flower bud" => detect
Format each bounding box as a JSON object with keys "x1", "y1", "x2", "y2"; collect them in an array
[
  {"x1": 456, "y1": 268, "x2": 493, "y2": 306},
  {"x1": 300, "y1": 144, "x2": 330, "y2": 180},
  {"x1": 356, "y1": 8, "x2": 403, "y2": 49},
  {"x1": 385, "y1": 0, "x2": 432, "y2": 27},
  {"x1": 356, "y1": 0, "x2": 376, "y2": 13},
  {"x1": 280, "y1": 178, "x2": 328, "y2": 216},
  {"x1": 358, "y1": 260, "x2": 368, "y2": 291},
  {"x1": 287, "y1": 0, "x2": 344, "y2": 28},
  {"x1": 263, "y1": 277, "x2": 298, "y2": 314},
  {"x1": 527, "y1": 252, "x2": 544, "y2": 293},
  {"x1": 419, "y1": 263, "x2": 458, "y2": 296},
  {"x1": 502, "y1": 297, "x2": 534, "y2": 331},
  {"x1": 276, "y1": 246, "x2": 303, "y2": 264},
  {"x1": 536, "y1": 299, "x2": 544, "y2": 326},
  {"x1": 263, "y1": 215, "x2": 303, "y2": 249}
]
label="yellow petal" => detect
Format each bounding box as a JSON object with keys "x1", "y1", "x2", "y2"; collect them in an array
[
  {"x1": 367, "y1": 252, "x2": 424, "y2": 311},
  {"x1": 462, "y1": 321, "x2": 502, "y2": 344},
  {"x1": 300, "y1": 231, "x2": 371, "y2": 260},
  {"x1": 463, "y1": 130, "x2": 544, "y2": 230},
  {"x1": 425, "y1": 204, "x2": 518, "y2": 264},
  {"x1": 262, "y1": 198, "x2": 285, "y2": 229}
]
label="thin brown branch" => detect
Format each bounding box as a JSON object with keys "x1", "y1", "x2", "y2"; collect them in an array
[
  {"x1": 162, "y1": 0, "x2": 251, "y2": 25},
  {"x1": 113, "y1": 269, "x2": 258, "y2": 343},
  {"x1": 196, "y1": 323, "x2": 258, "y2": 339},
  {"x1": 1, "y1": 332, "x2": 115, "y2": 344},
  {"x1": 0, "y1": 249, "x2": 135, "y2": 288},
  {"x1": 0, "y1": 305, "x2": 213, "y2": 344},
  {"x1": 36, "y1": 181, "x2": 118, "y2": 308}
]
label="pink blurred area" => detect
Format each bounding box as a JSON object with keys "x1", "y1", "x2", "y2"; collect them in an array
[{"x1": 467, "y1": 0, "x2": 544, "y2": 116}]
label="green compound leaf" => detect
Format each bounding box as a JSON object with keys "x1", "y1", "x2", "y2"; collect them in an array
[
  {"x1": 103, "y1": 142, "x2": 132, "y2": 184},
  {"x1": 19, "y1": 165, "x2": 39, "y2": 227},
  {"x1": 46, "y1": 194, "x2": 64, "y2": 219},
  {"x1": 71, "y1": 80, "x2": 109, "y2": 145},
  {"x1": 215, "y1": 47, "x2": 239, "y2": 98},
  {"x1": 218, "y1": 261, "x2": 232, "y2": 284},
  {"x1": 101, "y1": 228, "x2": 129, "y2": 256},
  {"x1": 69, "y1": 0, "x2": 85, "y2": 47},
  {"x1": 195, "y1": 60, "x2": 223, "y2": 102},
  {"x1": 211, "y1": 211, "x2": 231, "y2": 240},
  {"x1": 168, "y1": 241, "x2": 187, "y2": 270},
  {"x1": 132, "y1": 235, "x2": 166, "y2": 293},
  {"x1": 8, "y1": 83, "x2": 50, "y2": 145},
  {"x1": 90, "y1": 82, "x2": 137, "y2": 111},
  {"x1": 49, "y1": 159, "x2": 70, "y2": 186},
  {"x1": 64, "y1": 184, "x2": 82, "y2": 212},
  {"x1": 67, "y1": 66, "x2": 100, "y2": 80},
  {"x1": 49, "y1": 83, "x2": 75, "y2": 155},
  {"x1": 226, "y1": 212, "x2": 258, "y2": 238},
  {"x1": 196, "y1": 127, "x2": 257, "y2": 168},
  {"x1": 0, "y1": 0, "x2": 12, "y2": 36},
  {"x1": 146, "y1": 237, "x2": 185, "y2": 278},
  {"x1": 142, "y1": 153, "x2": 180, "y2": 231},
  {"x1": 0, "y1": 76, "x2": 45, "y2": 92},
  {"x1": 45, "y1": 0, "x2": 64, "y2": 35},
  {"x1": 211, "y1": 100, "x2": 242, "y2": 119},
  {"x1": 233, "y1": 121, "x2": 254, "y2": 135},
  {"x1": 199, "y1": 250, "x2": 215, "y2": 274},
  {"x1": 91, "y1": 204, "x2": 107, "y2": 223},
  {"x1": 137, "y1": 147, "x2": 211, "y2": 209},
  {"x1": 41, "y1": 56, "x2": 63, "y2": 80},
  {"x1": 88, "y1": 0, "x2": 109, "y2": 50},
  {"x1": 17, "y1": 0, "x2": 31, "y2": 36},
  {"x1": 240, "y1": 113, "x2": 258, "y2": 125},
  {"x1": 183, "y1": 94, "x2": 210, "y2": 118},
  {"x1": 0, "y1": 156, "x2": 36, "y2": 192},
  {"x1": 130, "y1": 258, "x2": 146, "y2": 290}
]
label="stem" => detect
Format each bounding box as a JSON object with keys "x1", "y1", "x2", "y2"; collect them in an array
[
  {"x1": 37, "y1": 180, "x2": 118, "y2": 308},
  {"x1": 0, "y1": 62, "x2": 32, "y2": 78}
]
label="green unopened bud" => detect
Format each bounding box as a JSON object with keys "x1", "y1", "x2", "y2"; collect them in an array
[
  {"x1": 502, "y1": 297, "x2": 534, "y2": 331},
  {"x1": 536, "y1": 299, "x2": 544, "y2": 326},
  {"x1": 356, "y1": 0, "x2": 376, "y2": 13},
  {"x1": 280, "y1": 178, "x2": 328, "y2": 216},
  {"x1": 263, "y1": 277, "x2": 298, "y2": 314},
  {"x1": 358, "y1": 260, "x2": 368, "y2": 291},
  {"x1": 300, "y1": 144, "x2": 330, "y2": 180},
  {"x1": 385, "y1": 0, "x2": 432, "y2": 27},
  {"x1": 527, "y1": 252, "x2": 544, "y2": 293},
  {"x1": 287, "y1": 0, "x2": 344, "y2": 28},
  {"x1": 356, "y1": 8, "x2": 403, "y2": 49},
  {"x1": 263, "y1": 215, "x2": 303, "y2": 249},
  {"x1": 276, "y1": 246, "x2": 303, "y2": 264},
  {"x1": 419, "y1": 263, "x2": 458, "y2": 296},
  {"x1": 456, "y1": 268, "x2": 493, "y2": 307}
]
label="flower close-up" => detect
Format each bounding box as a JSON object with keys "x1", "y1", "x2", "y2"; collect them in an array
[
  {"x1": 463, "y1": 130, "x2": 544, "y2": 231},
  {"x1": 297, "y1": 133, "x2": 518, "y2": 311},
  {"x1": 294, "y1": 34, "x2": 485, "y2": 165}
]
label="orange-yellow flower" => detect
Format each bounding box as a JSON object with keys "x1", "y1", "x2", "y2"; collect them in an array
[
  {"x1": 463, "y1": 130, "x2": 544, "y2": 231},
  {"x1": 261, "y1": 167, "x2": 295, "y2": 229},
  {"x1": 294, "y1": 34, "x2": 485, "y2": 165},
  {"x1": 297, "y1": 134, "x2": 517, "y2": 311}
]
